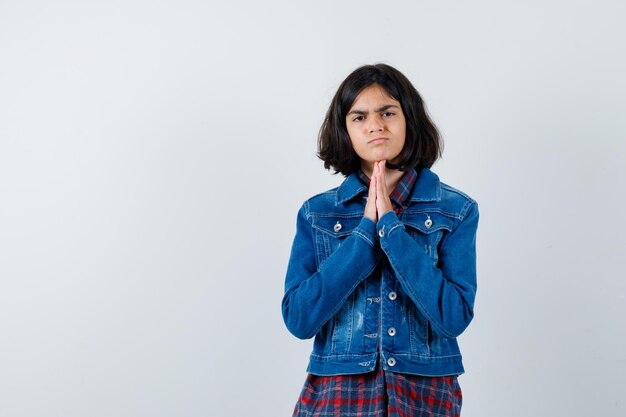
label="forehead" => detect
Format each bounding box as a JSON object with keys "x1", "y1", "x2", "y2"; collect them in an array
[{"x1": 350, "y1": 84, "x2": 399, "y2": 109}]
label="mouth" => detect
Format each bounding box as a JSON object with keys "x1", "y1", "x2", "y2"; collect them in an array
[{"x1": 368, "y1": 137, "x2": 387, "y2": 144}]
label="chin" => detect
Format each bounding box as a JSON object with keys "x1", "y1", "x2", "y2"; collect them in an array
[{"x1": 371, "y1": 151, "x2": 389, "y2": 162}]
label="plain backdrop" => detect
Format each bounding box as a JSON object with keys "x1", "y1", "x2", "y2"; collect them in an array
[{"x1": 1, "y1": 1, "x2": 625, "y2": 416}]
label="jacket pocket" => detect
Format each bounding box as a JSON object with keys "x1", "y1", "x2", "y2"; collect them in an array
[
  {"x1": 329, "y1": 292, "x2": 356, "y2": 354},
  {"x1": 311, "y1": 215, "x2": 363, "y2": 266},
  {"x1": 408, "y1": 303, "x2": 430, "y2": 355},
  {"x1": 403, "y1": 210, "x2": 455, "y2": 266}
]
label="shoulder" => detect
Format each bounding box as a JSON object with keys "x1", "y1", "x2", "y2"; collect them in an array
[
  {"x1": 412, "y1": 167, "x2": 477, "y2": 221},
  {"x1": 439, "y1": 180, "x2": 478, "y2": 205},
  {"x1": 296, "y1": 186, "x2": 340, "y2": 220},
  {"x1": 305, "y1": 187, "x2": 340, "y2": 205},
  {"x1": 299, "y1": 173, "x2": 365, "y2": 217},
  {"x1": 438, "y1": 180, "x2": 478, "y2": 220}
]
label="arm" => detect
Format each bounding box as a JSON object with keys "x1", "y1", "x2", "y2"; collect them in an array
[
  {"x1": 377, "y1": 202, "x2": 479, "y2": 338},
  {"x1": 281, "y1": 201, "x2": 380, "y2": 340}
]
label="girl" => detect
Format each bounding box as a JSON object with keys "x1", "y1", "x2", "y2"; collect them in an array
[{"x1": 282, "y1": 64, "x2": 479, "y2": 417}]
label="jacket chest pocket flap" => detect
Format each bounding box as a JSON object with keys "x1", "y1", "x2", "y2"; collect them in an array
[
  {"x1": 311, "y1": 215, "x2": 363, "y2": 265},
  {"x1": 403, "y1": 211, "x2": 456, "y2": 263}
]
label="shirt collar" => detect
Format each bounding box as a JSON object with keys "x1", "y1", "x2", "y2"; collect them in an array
[{"x1": 335, "y1": 167, "x2": 441, "y2": 206}]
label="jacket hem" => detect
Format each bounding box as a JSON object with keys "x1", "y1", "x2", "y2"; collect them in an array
[{"x1": 306, "y1": 351, "x2": 464, "y2": 377}]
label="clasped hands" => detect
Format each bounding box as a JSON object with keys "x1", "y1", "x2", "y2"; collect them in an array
[{"x1": 364, "y1": 160, "x2": 394, "y2": 223}]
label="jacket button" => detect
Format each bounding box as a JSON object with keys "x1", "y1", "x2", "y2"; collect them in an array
[
  {"x1": 388, "y1": 327, "x2": 396, "y2": 336},
  {"x1": 333, "y1": 222, "x2": 342, "y2": 232},
  {"x1": 378, "y1": 226, "x2": 385, "y2": 237},
  {"x1": 387, "y1": 357, "x2": 396, "y2": 367},
  {"x1": 424, "y1": 216, "x2": 433, "y2": 228},
  {"x1": 388, "y1": 291, "x2": 397, "y2": 300}
]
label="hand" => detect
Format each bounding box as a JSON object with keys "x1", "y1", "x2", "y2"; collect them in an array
[
  {"x1": 364, "y1": 167, "x2": 378, "y2": 222},
  {"x1": 373, "y1": 161, "x2": 393, "y2": 218},
  {"x1": 363, "y1": 161, "x2": 393, "y2": 222}
]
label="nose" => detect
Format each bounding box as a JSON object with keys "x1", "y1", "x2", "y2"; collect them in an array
[{"x1": 367, "y1": 115, "x2": 384, "y2": 133}]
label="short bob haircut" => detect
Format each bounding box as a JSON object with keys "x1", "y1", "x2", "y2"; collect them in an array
[{"x1": 318, "y1": 64, "x2": 442, "y2": 176}]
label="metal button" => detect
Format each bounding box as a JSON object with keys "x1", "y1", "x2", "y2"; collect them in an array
[
  {"x1": 378, "y1": 226, "x2": 385, "y2": 237},
  {"x1": 388, "y1": 327, "x2": 396, "y2": 336},
  {"x1": 333, "y1": 222, "x2": 342, "y2": 232},
  {"x1": 387, "y1": 357, "x2": 396, "y2": 367},
  {"x1": 424, "y1": 215, "x2": 433, "y2": 229},
  {"x1": 388, "y1": 291, "x2": 397, "y2": 301}
]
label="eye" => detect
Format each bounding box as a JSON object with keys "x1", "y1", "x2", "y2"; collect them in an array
[
  {"x1": 352, "y1": 115, "x2": 365, "y2": 122},
  {"x1": 382, "y1": 111, "x2": 395, "y2": 117}
]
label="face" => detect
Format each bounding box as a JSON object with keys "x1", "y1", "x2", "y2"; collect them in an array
[{"x1": 345, "y1": 84, "x2": 406, "y2": 173}]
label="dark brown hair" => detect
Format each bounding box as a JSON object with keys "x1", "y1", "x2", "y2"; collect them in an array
[{"x1": 318, "y1": 64, "x2": 442, "y2": 176}]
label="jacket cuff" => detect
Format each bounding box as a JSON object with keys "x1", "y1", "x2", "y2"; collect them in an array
[
  {"x1": 353, "y1": 216, "x2": 377, "y2": 247},
  {"x1": 376, "y1": 210, "x2": 404, "y2": 238}
]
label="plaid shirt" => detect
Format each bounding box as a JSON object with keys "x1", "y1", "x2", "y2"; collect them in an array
[
  {"x1": 293, "y1": 367, "x2": 462, "y2": 417},
  {"x1": 357, "y1": 168, "x2": 418, "y2": 215}
]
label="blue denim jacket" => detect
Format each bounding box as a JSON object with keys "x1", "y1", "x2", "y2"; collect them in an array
[{"x1": 282, "y1": 168, "x2": 479, "y2": 376}]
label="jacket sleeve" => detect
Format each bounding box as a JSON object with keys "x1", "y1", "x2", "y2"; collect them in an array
[
  {"x1": 377, "y1": 201, "x2": 479, "y2": 338},
  {"x1": 281, "y1": 201, "x2": 380, "y2": 340}
]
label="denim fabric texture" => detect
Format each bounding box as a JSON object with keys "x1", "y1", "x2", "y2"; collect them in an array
[{"x1": 282, "y1": 167, "x2": 479, "y2": 377}]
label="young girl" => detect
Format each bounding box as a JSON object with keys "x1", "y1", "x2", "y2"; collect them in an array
[{"x1": 282, "y1": 64, "x2": 479, "y2": 417}]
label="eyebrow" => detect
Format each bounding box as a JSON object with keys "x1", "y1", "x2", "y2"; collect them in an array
[{"x1": 347, "y1": 104, "x2": 401, "y2": 116}]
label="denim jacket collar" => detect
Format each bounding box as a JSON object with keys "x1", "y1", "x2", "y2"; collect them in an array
[
  {"x1": 408, "y1": 167, "x2": 441, "y2": 203},
  {"x1": 335, "y1": 167, "x2": 441, "y2": 206},
  {"x1": 334, "y1": 173, "x2": 368, "y2": 206}
]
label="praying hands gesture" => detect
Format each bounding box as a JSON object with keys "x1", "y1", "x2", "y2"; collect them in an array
[{"x1": 364, "y1": 160, "x2": 394, "y2": 222}]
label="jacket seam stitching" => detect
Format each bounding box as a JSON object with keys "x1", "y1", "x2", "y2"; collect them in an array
[{"x1": 353, "y1": 230, "x2": 375, "y2": 247}]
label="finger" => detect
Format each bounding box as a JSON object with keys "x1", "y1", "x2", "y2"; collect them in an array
[
  {"x1": 377, "y1": 163, "x2": 388, "y2": 196},
  {"x1": 374, "y1": 169, "x2": 380, "y2": 201},
  {"x1": 376, "y1": 175, "x2": 386, "y2": 203},
  {"x1": 364, "y1": 170, "x2": 377, "y2": 221},
  {"x1": 368, "y1": 172, "x2": 377, "y2": 199},
  {"x1": 375, "y1": 163, "x2": 393, "y2": 216},
  {"x1": 376, "y1": 175, "x2": 385, "y2": 218}
]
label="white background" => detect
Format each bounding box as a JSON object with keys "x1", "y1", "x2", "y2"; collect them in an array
[{"x1": 1, "y1": 1, "x2": 625, "y2": 416}]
